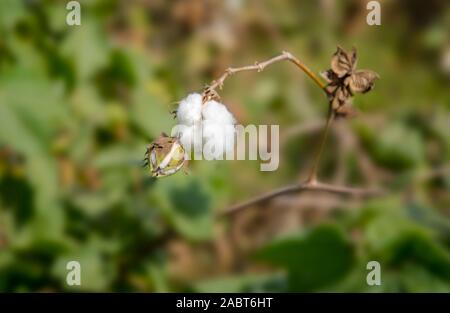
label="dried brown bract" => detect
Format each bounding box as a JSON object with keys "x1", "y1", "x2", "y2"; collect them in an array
[
  {"x1": 202, "y1": 85, "x2": 221, "y2": 104},
  {"x1": 321, "y1": 46, "x2": 379, "y2": 117}
]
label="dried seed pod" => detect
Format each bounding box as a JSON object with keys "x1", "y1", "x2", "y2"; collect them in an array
[
  {"x1": 144, "y1": 133, "x2": 186, "y2": 178},
  {"x1": 330, "y1": 46, "x2": 357, "y2": 78},
  {"x1": 320, "y1": 69, "x2": 338, "y2": 84},
  {"x1": 345, "y1": 70, "x2": 380, "y2": 94},
  {"x1": 323, "y1": 46, "x2": 379, "y2": 117}
]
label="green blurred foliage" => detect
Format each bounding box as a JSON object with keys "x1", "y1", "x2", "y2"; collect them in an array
[
  {"x1": 0, "y1": 0, "x2": 449, "y2": 292},
  {"x1": 255, "y1": 224, "x2": 354, "y2": 292}
]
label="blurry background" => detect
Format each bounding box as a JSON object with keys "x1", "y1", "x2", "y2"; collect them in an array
[{"x1": 0, "y1": 0, "x2": 450, "y2": 292}]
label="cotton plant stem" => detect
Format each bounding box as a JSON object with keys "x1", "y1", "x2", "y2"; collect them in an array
[
  {"x1": 306, "y1": 108, "x2": 335, "y2": 184},
  {"x1": 286, "y1": 52, "x2": 326, "y2": 89},
  {"x1": 206, "y1": 51, "x2": 326, "y2": 93},
  {"x1": 219, "y1": 181, "x2": 383, "y2": 217}
]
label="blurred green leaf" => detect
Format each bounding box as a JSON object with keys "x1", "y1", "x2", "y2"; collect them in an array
[
  {"x1": 363, "y1": 122, "x2": 425, "y2": 170},
  {"x1": 193, "y1": 272, "x2": 286, "y2": 293},
  {"x1": 256, "y1": 224, "x2": 354, "y2": 291},
  {"x1": 51, "y1": 237, "x2": 118, "y2": 292},
  {"x1": 0, "y1": 0, "x2": 25, "y2": 32},
  {"x1": 130, "y1": 88, "x2": 173, "y2": 139},
  {"x1": 400, "y1": 264, "x2": 450, "y2": 292},
  {"x1": 150, "y1": 175, "x2": 213, "y2": 241},
  {"x1": 61, "y1": 18, "x2": 109, "y2": 81}
]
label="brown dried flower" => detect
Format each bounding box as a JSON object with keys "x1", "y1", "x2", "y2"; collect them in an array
[{"x1": 321, "y1": 46, "x2": 379, "y2": 117}]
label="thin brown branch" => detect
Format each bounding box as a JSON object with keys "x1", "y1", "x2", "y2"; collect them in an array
[
  {"x1": 207, "y1": 51, "x2": 325, "y2": 94},
  {"x1": 415, "y1": 165, "x2": 450, "y2": 182},
  {"x1": 219, "y1": 181, "x2": 384, "y2": 217},
  {"x1": 306, "y1": 108, "x2": 335, "y2": 184}
]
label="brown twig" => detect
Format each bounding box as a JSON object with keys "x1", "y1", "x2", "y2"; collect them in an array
[
  {"x1": 306, "y1": 108, "x2": 335, "y2": 184},
  {"x1": 219, "y1": 181, "x2": 383, "y2": 217},
  {"x1": 206, "y1": 51, "x2": 325, "y2": 94}
]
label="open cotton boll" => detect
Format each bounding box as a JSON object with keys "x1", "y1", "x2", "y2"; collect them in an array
[
  {"x1": 175, "y1": 123, "x2": 203, "y2": 154},
  {"x1": 175, "y1": 95, "x2": 236, "y2": 159},
  {"x1": 202, "y1": 100, "x2": 236, "y2": 125},
  {"x1": 176, "y1": 93, "x2": 203, "y2": 126},
  {"x1": 202, "y1": 121, "x2": 236, "y2": 160}
]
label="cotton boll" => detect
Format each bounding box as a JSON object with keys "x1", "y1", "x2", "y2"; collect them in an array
[
  {"x1": 174, "y1": 123, "x2": 203, "y2": 154},
  {"x1": 176, "y1": 93, "x2": 203, "y2": 126},
  {"x1": 175, "y1": 94, "x2": 236, "y2": 159},
  {"x1": 202, "y1": 121, "x2": 236, "y2": 160},
  {"x1": 202, "y1": 100, "x2": 236, "y2": 125},
  {"x1": 201, "y1": 99, "x2": 236, "y2": 159}
]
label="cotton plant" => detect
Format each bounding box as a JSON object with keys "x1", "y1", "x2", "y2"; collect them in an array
[
  {"x1": 144, "y1": 47, "x2": 382, "y2": 217},
  {"x1": 143, "y1": 92, "x2": 236, "y2": 177}
]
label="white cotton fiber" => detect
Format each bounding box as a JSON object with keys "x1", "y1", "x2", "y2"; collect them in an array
[
  {"x1": 202, "y1": 121, "x2": 236, "y2": 159},
  {"x1": 201, "y1": 100, "x2": 236, "y2": 159},
  {"x1": 176, "y1": 93, "x2": 203, "y2": 126},
  {"x1": 175, "y1": 94, "x2": 236, "y2": 159},
  {"x1": 176, "y1": 123, "x2": 203, "y2": 154},
  {"x1": 202, "y1": 100, "x2": 236, "y2": 125}
]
